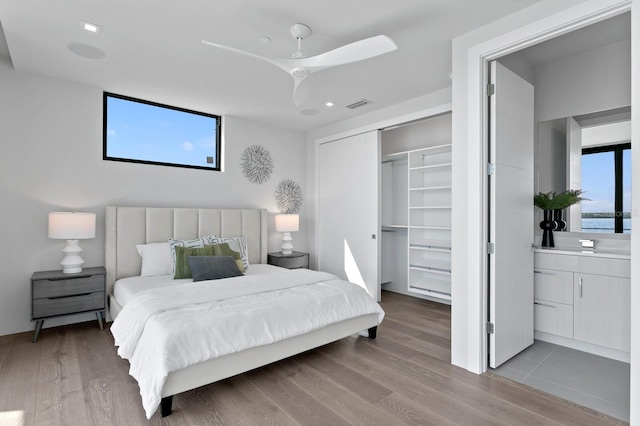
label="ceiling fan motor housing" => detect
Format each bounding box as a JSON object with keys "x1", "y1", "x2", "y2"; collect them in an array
[{"x1": 290, "y1": 23, "x2": 312, "y2": 40}]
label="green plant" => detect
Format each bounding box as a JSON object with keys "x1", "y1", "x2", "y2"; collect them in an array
[
  {"x1": 533, "y1": 191, "x2": 554, "y2": 210},
  {"x1": 534, "y1": 189, "x2": 585, "y2": 210}
]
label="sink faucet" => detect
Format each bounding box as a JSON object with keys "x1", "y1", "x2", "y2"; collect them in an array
[{"x1": 579, "y1": 239, "x2": 595, "y2": 249}]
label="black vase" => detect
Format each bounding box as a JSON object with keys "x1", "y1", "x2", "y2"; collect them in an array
[
  {"x1": 553, "y1": 209, "x2": 566, "y2": 231},
  {"x1": 540, "y1": 210, "x2": 557, "y2": 247}
]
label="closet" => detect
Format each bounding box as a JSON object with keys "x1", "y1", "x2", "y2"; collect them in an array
[{"x1": 381, "y1": 112, "x2": 452, "y2": 303}]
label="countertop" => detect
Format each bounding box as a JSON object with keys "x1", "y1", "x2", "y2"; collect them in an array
[{"x1": 533, "y1": 246, "x2": 631, "y2": 260}]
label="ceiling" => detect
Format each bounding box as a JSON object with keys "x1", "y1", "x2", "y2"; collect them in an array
[{"x1": 0, "y1": 0, "x2": 544, "y2": 132}]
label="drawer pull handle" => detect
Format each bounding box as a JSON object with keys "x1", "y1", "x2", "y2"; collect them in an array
[
  {"x1": 534, "y1": 302, "x2": 556, "y2": 308},
  {"x1": 48, "y1": 292, "x2": 92, "y2": 300},
  {"x1": 534, "y1": 270, "x2": 556, "y2": 276}
]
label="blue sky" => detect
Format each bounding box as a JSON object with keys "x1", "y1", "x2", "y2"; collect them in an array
[
  {"x1": 581, "y1": 149, "x2": 631, "y2": 213},
  {"x1": 105, "y1": 96, "x2": 219, "y2": 168}
]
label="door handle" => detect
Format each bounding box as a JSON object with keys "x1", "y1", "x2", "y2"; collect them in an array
[{"x1": 579, "y1": 277, "x2": 583, "y2": 298}]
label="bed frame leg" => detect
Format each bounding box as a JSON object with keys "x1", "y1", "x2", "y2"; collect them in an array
[
  {"x1": 161, "y1": 396, "x2": 173, "y2": 417},
  {"x1": 368, "y1": 326, "x2": 377, "y2": 339}
]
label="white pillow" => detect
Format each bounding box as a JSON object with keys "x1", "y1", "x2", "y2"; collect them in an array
[
  {"x1": 136, "y1": 242, "x2": 173, "y2": 276},
  {"x1": 211, "y1": 236, "x2": 249, "y2": 270}
]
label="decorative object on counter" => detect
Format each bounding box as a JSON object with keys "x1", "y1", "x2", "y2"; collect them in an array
[
  {"x1": 553, "y1": 209, "x2": 566, "y2": 231},
  {"x1": 275, "y1": 179, "x2": 303, "y2": 214},
  {"x1": 240, "y1": 145, "x2": 273, "y2": 184},
  {"x1": 534, "y1": 190, "x2": 585, "y2": 247},
  {"x1": 275, "y1": 214, "x2": 299, "y2": 255},
  {"x1": 48, "y1": 211, "x2": 96, "y2": 274}
]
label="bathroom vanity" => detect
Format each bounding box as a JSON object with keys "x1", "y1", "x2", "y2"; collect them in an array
[{"x1": 533, "y1": 247, "x2": 630, "y2": 362}]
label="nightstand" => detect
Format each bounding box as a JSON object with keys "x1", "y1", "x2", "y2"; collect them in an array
[
  {"x1": 267, "y1": 251, "x2": 309, "y2": 269},
  {"x1": 31, "y1": 266, "x2": 106, "y2": 343}
]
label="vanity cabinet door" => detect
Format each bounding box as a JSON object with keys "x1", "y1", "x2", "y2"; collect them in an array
[{"x1": 573, "y1": 273, "x2": 630, "y2": 352}]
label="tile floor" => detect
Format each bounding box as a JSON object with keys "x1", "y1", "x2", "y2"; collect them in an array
[{"x1": 490, "y1": 340, "x2": 630, "y2": 422}]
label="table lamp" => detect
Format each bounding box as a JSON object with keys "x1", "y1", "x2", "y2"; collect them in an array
[
  {"x1": 275, "y1": 214, "x2": 299, "y2": 255},
  {"x1": 48, "y1": 212, "x2": 96, "y2": 274}
]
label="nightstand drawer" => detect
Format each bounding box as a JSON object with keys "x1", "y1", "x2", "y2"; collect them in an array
[
  {"x1": 33, "y1": 291, "x2": 105, "y2": 319},
  {"x1": 268, "y1": 252, "x2": 309, "y2": 269},
  {"x1": 33, "y1": 274, "x2": 104, "y2": 299},
  {"x1": 280, "y1": 255, "x2": 308, "y2": 269}
]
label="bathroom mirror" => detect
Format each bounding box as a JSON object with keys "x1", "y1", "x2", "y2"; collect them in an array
[{"x1": 536, "y1": 106, "x2": 631, "y2": 234}]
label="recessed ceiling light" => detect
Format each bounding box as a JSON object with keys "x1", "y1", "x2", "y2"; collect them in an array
[
  {"x1": 325, "y1": 102, "x2": 335, "y2": 107},
  {"x1": 80, "y1": 21, "x2": 102, "y2": 34}
]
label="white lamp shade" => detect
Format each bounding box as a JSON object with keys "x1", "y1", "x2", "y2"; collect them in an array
[
  {"x1": 48, "y1": 212, "x2": 96, "y2": 240},
  {"x1": 275, "y1": 214, "x2": 299, "y2": 232}
]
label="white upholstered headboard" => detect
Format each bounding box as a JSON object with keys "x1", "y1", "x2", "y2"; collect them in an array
[{"x1": 104, "y1": 206, "x2": 268, "y2": 299}]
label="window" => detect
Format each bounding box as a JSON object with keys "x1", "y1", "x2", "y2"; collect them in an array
[
  {"x1": 103, "y1": 92, "x2": 222, "y2": 171},
  {"x1": 581, "y1": 143, "x2": 631, "y2": 233}
]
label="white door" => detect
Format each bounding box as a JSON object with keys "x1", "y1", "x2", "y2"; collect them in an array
[
  {"x1": 489, "y1": 61, "x2": 535, "y2": 368},
  {"x1": 318, "y1": 131, "x2": 380, "y2": 300}
]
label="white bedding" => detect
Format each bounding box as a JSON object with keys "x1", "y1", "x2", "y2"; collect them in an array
[
  {"x1": 110, "y1": 269, "x2": 384, "y2": 419},
  {"x1": 112, "y1": 263, "x2": 287, "y2": 307}
]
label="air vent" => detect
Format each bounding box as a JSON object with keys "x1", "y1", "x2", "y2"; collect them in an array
[{"x1": 346, "y1": 99, "x2": 372, "y2": 109}]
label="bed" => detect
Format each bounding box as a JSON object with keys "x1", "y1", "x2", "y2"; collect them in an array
[{"x1": 105, "y1": 206, "x2": 383, "y2": 419}]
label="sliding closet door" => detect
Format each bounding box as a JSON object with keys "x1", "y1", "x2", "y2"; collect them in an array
[{"x1": 318, "y1": 131, "x2": 380, "y2": 300}]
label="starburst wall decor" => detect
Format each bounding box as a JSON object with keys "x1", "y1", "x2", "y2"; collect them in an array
[
  {"x1": 240, "y1": 145, "x2": 273, "y2": 184},
  {"x1": 275, "y1": 179, "x2": 303, "y2": 214}
]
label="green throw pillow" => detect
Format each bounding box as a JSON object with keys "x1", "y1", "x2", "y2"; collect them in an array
[
  {"x1": 174, "y1": 245, "x2": 215, "y2": 279},
  {"x1": 212, "y1": 243, "x2": 245, "y2": 272}
]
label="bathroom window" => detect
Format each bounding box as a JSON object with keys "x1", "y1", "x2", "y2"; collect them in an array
[{"x1": 581, "y1": 143, "x2": 631, "y2": 233}]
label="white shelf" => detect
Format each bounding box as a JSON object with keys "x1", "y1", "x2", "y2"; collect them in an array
[
  {"x1": 409, "y1": 265, "x2": 451, "y2": 275},
  {"x1": 409, "y1": 206, "x2": 452, "y2": 210},
  {"x1": 409, "y1": 225, "x2": 452, "y2": 230},
  {"x1": 410, "y1": 185, "x2": 452, "y2": 191},
  {"x1": 410, "y1": 244, "x2": 451, "y2": 252},
  {"x1": 410, "y1": 163, "x2": 452, "y2": 171}
]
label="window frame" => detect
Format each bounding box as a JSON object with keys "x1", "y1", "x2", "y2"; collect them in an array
[
  {"x1": 582, "y1": 142, "x2": 631, "y2": 233},
  {"x1": 103, "y1": 92, "x2": 222, "y2": 171}
]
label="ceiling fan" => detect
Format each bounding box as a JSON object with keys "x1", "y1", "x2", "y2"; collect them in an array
[{"x1": 202, "y1": 23, "x2": 397, "y2": 107}]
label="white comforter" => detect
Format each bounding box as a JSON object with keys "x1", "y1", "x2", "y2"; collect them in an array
[{"x1": 111, "y1": 269, "x2": 384, "y2": 419}]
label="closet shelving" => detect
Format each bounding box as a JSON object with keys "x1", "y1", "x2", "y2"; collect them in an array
[
  {"x1": 382, "y1": 143, "x2": 452, "y2": 302},
  {"x1": 407, "y1": 144, "x2": 452, "y2": 301}
]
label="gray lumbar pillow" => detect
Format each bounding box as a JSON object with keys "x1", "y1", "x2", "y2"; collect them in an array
[{"x1": 186, "y1": 255, "x2": 243, "y2": 282}]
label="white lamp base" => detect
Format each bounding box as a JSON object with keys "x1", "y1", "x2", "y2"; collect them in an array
[
  {"x1": 60, "y1": 239, "x2": 85, "y2": 274},
  {"x1": 280, "y1": 232, "x2": 294, "y2": 255}
]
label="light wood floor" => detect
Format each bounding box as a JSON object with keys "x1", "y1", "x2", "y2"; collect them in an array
[{"x1": 0, "y1": 291, "x2": 627, "y2": 425}]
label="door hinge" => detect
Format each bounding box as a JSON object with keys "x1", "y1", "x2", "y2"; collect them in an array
[
  {"x1": 487, "y1": 242, "x2": 495, "y2": 254},
  {"x1": 487, "y1": 83, "x2": 495, "y2": 96},
  {"x1": 487, "y1": 322, "x2": 495, "y2": 334},
  {"x1": 487, "y1": 162, "x2": 495, "y2": 176}
]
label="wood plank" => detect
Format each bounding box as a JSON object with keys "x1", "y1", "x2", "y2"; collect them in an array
[
  {"x1": 33, "y1": 326, "x2": 90, "y2": 425},
  {"x1": 0, "y1": 290, "x2": 628, "y2": 425},
  {"x1": 0, "y1": 331, "x2": 41, "y2": 425},
  {"x1": 245, "y1": 361, "x2": 350, "y2": 426}
]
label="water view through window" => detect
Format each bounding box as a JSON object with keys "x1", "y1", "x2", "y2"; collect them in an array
[{"x1": 581, "y1": 144, "x2": 631, "y2": 233}]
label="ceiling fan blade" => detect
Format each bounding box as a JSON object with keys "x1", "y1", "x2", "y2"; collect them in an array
[
  {"x1": 293, "y1": 75, "x2": 310, "y2": 107},
  {"x1": 201, "y1": 40, "x2": 291, "y2": 73},
  {"x1": 298, "y1": 35, "x2": 397, "y2": 71}
]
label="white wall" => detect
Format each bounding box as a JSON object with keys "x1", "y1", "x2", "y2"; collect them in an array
[
  {"x1": 0, "y1": 61, "x2": 307, "y2": 336},
  {"x1": 535, "y1": 39, "x2": 631, "y2": 122}
]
